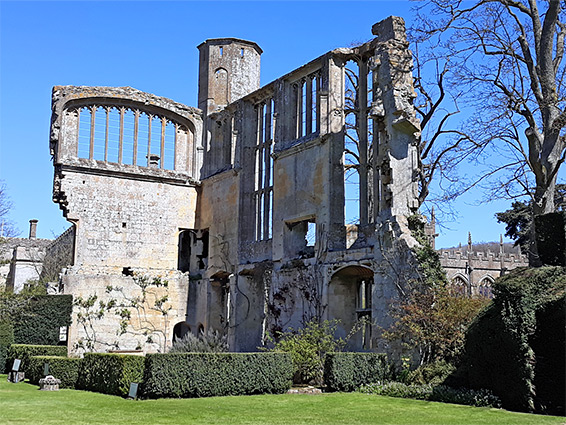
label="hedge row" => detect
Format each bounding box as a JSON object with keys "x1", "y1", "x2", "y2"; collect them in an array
[
  {"x1": 76, "y1": 353, "x2": 145, "y2": 397},
  {"x1": 324, "y1": 353, "x2": 393, "y2": 392},
  {"x1": 142, "y1": 352, "x2": 293, "y2": 398},
  {"x1": 7, "y1": 344, "x2": 67, "y2": 373},
  {"x1": 27, "y1": 356, "x2": 81, "y2": 388},
  {"x1": 358, "y1": 382, "x2": 502, "y2": 408}
]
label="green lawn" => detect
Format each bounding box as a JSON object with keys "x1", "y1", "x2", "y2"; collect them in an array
[{"x1": 0, "y1": 376, "x2": 563, "y2": 425}]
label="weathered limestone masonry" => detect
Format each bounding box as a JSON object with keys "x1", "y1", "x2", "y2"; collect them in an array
[
  {"x1": 50, "y1": 16, "x2": 422, "y2": 357},
  {"x1": 50, "y1": 86, "x2": 203, "y2": 353}
]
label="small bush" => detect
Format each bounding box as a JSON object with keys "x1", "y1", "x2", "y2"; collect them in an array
[
  {"x1": 358, "y1": 382, "x2": 501, "y2": 408},
  {"x1": 142, "y1": 352, "x2": 292, "y2": 398},
  {"x1": 77, "y1": 353, "x2": 144, "y2": 397},
  {"x1": 168, "y1": 330, "x2": 228, "y2": 353},
  {"x1": 266, "y1": 319, "x2": 347, "y2": 385},
  {"x1": 27, "y1": 356, "x2": 81, "y2": 388},
  {"x1": 324, "y1": 352, "x2": 393, "y2": 392},
  {"x1": 7, "y1": 344, "x2": 67, "y2": 373},
  {"x1": 0, "y1": 320, "x2": 14, "y2": 373},
  {"x1": 406, "y1": 360, "x2": 456, "y2": 386}
]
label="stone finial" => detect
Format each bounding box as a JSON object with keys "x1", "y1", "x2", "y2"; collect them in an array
[
  {"x1": 29, "y1": 219, "x2": 38, "y2": 239},
  {"x1": 371, "y1": 16, "x2": 407, "y2": 43}
]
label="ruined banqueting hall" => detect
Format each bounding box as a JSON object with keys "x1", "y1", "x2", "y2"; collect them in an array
[{"x1": 49, "y1": 16, "x2": 425, "y2": 355}]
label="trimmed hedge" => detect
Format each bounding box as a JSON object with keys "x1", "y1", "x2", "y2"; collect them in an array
[
  {"x1": 447, "y1": 266, "x2": 565, "y2": 414},
  {"x1": 13, "y1": 295, "x2": 72, "y2": 345},
  {"x1": 7, "y1": 344, "x2": 67, "y2": 373},
  {"x1": 27, "y1": 355, "x2": 81, "y2": 388},
  {"x1": 324, "y1": 353, "x2": 393, "y2": 392},
  {"x1": 142, "y1": 352, "x2": 293, "y2": 398},
  {"x1": 358, "y1": 382, "x2": 501, "y2": 408},
  {"x1": 0, "y1": 320, "x2": 14, "y2": 373},
  {"x1": 76, "y1": 353, "x2": 145, "y2": 397}
]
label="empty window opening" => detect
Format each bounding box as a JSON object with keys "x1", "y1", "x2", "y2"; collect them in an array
[
  {"x1": 254, "y1": 100, "x2": 274, "y2": 241},
  {"x1": 343, "y1": 59, "x2": 376, "y2": 227},
  {"x1": 177, "y1": 230, "x2": 192, "y2": 273},
  {"x1": 357, "y1": 278, "x2": 373, "y2": 349},
  {"x1": 198, "y1": 230, "x2": 209, "y2": 270},
  {"x1": 122, "y1": 222, "x2": 127, "y2": 228},
  {"x1": 294, "y1": 72, "x2": 319, "y2": 139},
  {"x1": 219, "y1": 46, "x2": 223, "y2": 56},
  {"x1": 122, "y1": 267, "x2": 134, "y2": 276},
  {"x1": 240, "y1": 48, "x2": 244, "y2": 57},
  {"x1": 75, "y1": 105, "x2": 180, "y2": 171},
  {"x1": 284, "y1": 218, "x2": 315, "y2": 259}
]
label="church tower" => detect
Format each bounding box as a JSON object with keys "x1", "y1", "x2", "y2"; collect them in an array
[{"x1": 197, "y1": 38, "x2": 262, "y2": 115}]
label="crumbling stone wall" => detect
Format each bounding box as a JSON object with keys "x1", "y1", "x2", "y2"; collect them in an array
[{"x1": 50, "y1": 16, "x2": 423, "y2": 358}]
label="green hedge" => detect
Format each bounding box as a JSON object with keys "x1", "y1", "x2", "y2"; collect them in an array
[
  {"x1": 358, "y1": 382, "x2": 501, "y2": 408},
  {"x1": 76, "y1": 353, "x2": 144, "y2": 397},
  {"x1": 142, "y1": 352, "x2": 293, "y2": 398},
  {"x1": 447, "y1": 266, "x2": 565, "y2": 415},
  {"x1": 7, "y1": 344, "x2": 67, "y2": 373},
  {"x1": 324, "y1": 353, "x2": 393, "y2": 392},
  {"x1": 0, "y1": 320, "x2": 14, "y2": 373},
  {"x1": 27, "y1": 356, "x2": 81, "y2": 388},
  {"x1": 13, "y1": 295, "x2": 72, "y2": 345}
]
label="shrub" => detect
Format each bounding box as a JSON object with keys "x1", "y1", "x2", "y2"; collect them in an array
[
  {"x1": 27, "y1": 356, "x2": 81, "y2": 388},
  {"x1": 324, "y1": 352, "x2": 393, "y2": 392},
  {"x1": 266, "y1": 319, "x2": 346, "y2": 385},
  {"x1": 358, "y1": 382, "x2": 501, "y2": 408},
  {"x1": 448, "y1": 266, "x2": 565, "y2": 414},
  {"x1": 76, "y1": 353, "x2": 144, "y2": 397},
  {"x1": 142, "y1": 352, "x2": 292, "y2": 398},
  {"x1": 7, "y1": 344, "x2": 67, "y2": 373},
  {"x1": 168, "y1": 330, "x2": 228, "y2": 353},
  {"x1": 12, "y1": 295, "x2": 72, "y2": 345},
  {"x1": 406, "y1": 360, "x2": 456, "y2": 386},
  {"x1": 0, "y1": 320, "x2": 14, "y2": 373}
]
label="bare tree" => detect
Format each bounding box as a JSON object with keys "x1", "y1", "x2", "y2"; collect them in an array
[
  {"x1": 0, "y1": 182, "x2": 18, "y2": 238},
  {"x1": 412, "y1": 0, "x2": 566, "y2": 221}
]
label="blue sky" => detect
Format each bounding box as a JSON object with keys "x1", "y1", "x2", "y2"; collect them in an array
[{"x1": 0, "y1": 0, "x2": 554, "y2": 247}]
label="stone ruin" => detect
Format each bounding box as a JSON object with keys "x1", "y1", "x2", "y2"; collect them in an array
[{"x1": 49, "y1": 16, "x2": 424, "y2": 356}]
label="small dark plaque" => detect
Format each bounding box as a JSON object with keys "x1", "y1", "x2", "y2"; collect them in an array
[{"x1": 128, "y1": 382, "x2": 138, "y2": 399}]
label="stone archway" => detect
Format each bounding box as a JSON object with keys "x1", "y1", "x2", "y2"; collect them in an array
[
  {"x1": 328, "y1": 265, "x2": 374, "y2": 351},
  {"x1": 172, "y1": 321, "x2": 191, "y2": 342}
]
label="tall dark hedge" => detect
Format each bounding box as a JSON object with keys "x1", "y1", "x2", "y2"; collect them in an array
[
  {"x1": 142, "y1": 352, "x2": 293, "y2": 398},
  {"x1": 0, "y1": 320, "x2": 14, "y2": 373},
  {"x1": 13, "y1": 295, "x2": 72, "y2": 345},
  {"x1": 76, "y1": 353, "x2": 145, "y2": 397},
  {"x1": 324, "y1": 353, "x2": 393, "y2": 392},
  {"x1": 447, "y1": 266, "x2": 565, "y2": 415},
  {"x1": 534, "y1": 213, "x2": 566, "y2": 266}
]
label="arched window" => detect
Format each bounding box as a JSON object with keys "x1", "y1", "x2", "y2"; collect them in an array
[
  {"x1": 451, "y1": 275, "x2": 467, "y2": 296},
  {"x1": 479, "y1": 277, "x2": 494, "y2": 298}
]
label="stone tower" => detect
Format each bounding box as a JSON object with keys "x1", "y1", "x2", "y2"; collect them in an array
[{"x1": 197, "y1": 38, "x2": 262, "y2": 115}]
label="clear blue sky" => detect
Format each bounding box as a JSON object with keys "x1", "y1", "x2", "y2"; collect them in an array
[{"x1": 0, "y1": 1, "x2": 556, "y2": 248}]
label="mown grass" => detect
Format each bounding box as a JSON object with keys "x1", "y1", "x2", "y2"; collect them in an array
[{"x1": 0, "y1": 375, "x2": 563, "y2": 425}]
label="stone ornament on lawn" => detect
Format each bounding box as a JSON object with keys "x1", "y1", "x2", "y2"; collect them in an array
[{"x1": 39, "y1": 375, "x2": 61, "y2": 391}]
